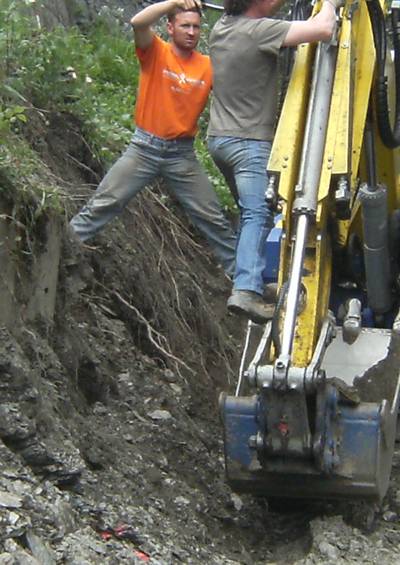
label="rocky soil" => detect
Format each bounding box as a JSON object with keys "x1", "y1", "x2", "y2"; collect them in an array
[{"x1": 1, "y1": 112, "x2": 400, "y2": 565}]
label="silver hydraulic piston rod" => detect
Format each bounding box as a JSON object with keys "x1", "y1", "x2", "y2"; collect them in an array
[
  {"x1": 280, "y1": 214, "x2": 309, "y2": 361},
  {"x1": 279, "y1": 39, "x2": 338, "y2": 364}
]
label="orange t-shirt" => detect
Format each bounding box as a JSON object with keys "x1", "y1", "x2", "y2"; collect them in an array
[{"x1": 135, "y1": 35, "x2": 212, "y2": 139}]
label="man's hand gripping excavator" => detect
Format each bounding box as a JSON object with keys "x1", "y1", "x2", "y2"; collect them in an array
[{"x1": 221, "y1": 0, "x2": 400, "y2": 502}]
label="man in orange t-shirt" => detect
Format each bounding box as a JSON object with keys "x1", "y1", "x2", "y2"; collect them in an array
[{"x1": 70, "y1": 0, "x2": 236, "y2": 277}]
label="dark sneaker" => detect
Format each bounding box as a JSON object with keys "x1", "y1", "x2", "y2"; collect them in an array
[{"x1": 227, "y1": 290, "x2": 275, "y2": 323}]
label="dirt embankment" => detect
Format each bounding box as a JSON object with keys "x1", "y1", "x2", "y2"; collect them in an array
[{"x1": 1, "y1": 113, "x2": 400, "y2": 564}]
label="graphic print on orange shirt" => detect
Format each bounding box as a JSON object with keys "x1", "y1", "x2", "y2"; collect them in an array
[
  {"x1": 163, "y1": 69, "x2": 206, "y2": 92},
  {"x1": 135, "y1": 35, "x2": 212, "y2": 139}
]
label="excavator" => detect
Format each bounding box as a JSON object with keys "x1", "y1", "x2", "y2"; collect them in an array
[
  {"x1": 141, "y1": 0, "x2": 400, "y2": 501},
  {"x1": 220, "y1": 0, "x2": 400, "y2": 502}
]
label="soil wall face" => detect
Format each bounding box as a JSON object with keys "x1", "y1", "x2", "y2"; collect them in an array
[{"x1": 0, "y1": 199, "x2": 61, "y2": 328}]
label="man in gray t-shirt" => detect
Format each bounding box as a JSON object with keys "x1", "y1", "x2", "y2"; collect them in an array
[
  {"x1": 209, "y1": 17, "x2": 290, "y2": 141},
  {"x1": 208, "y1": 0, "x2": 339, "y2": 324}
]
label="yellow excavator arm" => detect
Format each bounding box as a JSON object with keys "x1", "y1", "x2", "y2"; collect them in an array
[{"x1": 269, "y1": 0, "x2": 397, "y2": 365}]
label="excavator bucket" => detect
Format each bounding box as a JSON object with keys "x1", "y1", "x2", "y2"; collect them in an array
[{"x1": 221, "y1": 328, "x2": 400, "y2": 501}]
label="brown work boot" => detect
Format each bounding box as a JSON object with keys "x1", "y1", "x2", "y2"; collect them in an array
[{"x1": 227, "y1": 290, "x2": 275, "y2": 324}]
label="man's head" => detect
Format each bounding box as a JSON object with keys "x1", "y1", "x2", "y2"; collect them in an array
[
  {"x1": 224, "y1": 0, "x2": 282, "y2": 17},
  {"x1": 167, "y1": 8, "x2": 202, "y2": 53},
  {"x1": 167, "y1": 4, "x2": 202, "y2": 22}
]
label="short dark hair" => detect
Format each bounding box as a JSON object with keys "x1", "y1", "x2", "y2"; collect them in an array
[
  {"x1": 223, "y1": 0, "x2": 253, "y2": 15},
  {"x1": 167, "y1": 6, "x2": 202, "y2": 22}
]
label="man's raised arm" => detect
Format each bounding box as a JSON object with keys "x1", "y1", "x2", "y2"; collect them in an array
[{"x1": 282, "y1": 0, "x2": 340, "y2": 47}]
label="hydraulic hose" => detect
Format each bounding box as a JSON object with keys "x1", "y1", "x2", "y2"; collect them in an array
[
  {"x1": 367, "y1": 1, "x2": 400, "y2": 148},
  {"x1": 271, "y1": 281, "x2": 289, "y2": 355}
]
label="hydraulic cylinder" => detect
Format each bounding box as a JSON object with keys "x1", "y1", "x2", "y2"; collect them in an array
[{"x1": 359, "y1": 183, "x2": 392, "y2": 314}]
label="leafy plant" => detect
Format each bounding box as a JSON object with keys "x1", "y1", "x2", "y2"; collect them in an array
[{"x1": 0, "y1": 103, "x2": 26, "y2": 132}]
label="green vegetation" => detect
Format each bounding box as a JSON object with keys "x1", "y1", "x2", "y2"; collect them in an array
[
  {"x1": 0, "y1": 134, "x2": 63, "y2": 211},
  {"x1": 0, "y1": 0, "x2": 136, "y2": 162},
  {"x1": 0, "y1": 0, "x2": 235, "y2": 212}
]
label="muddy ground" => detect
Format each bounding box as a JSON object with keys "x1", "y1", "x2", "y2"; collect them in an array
[{"x1": 1, "y1": 113, "x2": 400, "y2": 564}]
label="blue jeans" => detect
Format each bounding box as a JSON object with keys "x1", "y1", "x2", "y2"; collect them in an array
[
  {"x1": 208, "y1": 136, "x2": 273, "y2": 295},
  {"x1": 70, "y1": 128, "x2": 236, "y2": 276}
]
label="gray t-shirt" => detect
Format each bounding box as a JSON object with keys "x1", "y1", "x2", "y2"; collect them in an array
[{"x1": 208, "y1": 15, "x2": 291, "y2": 141}]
